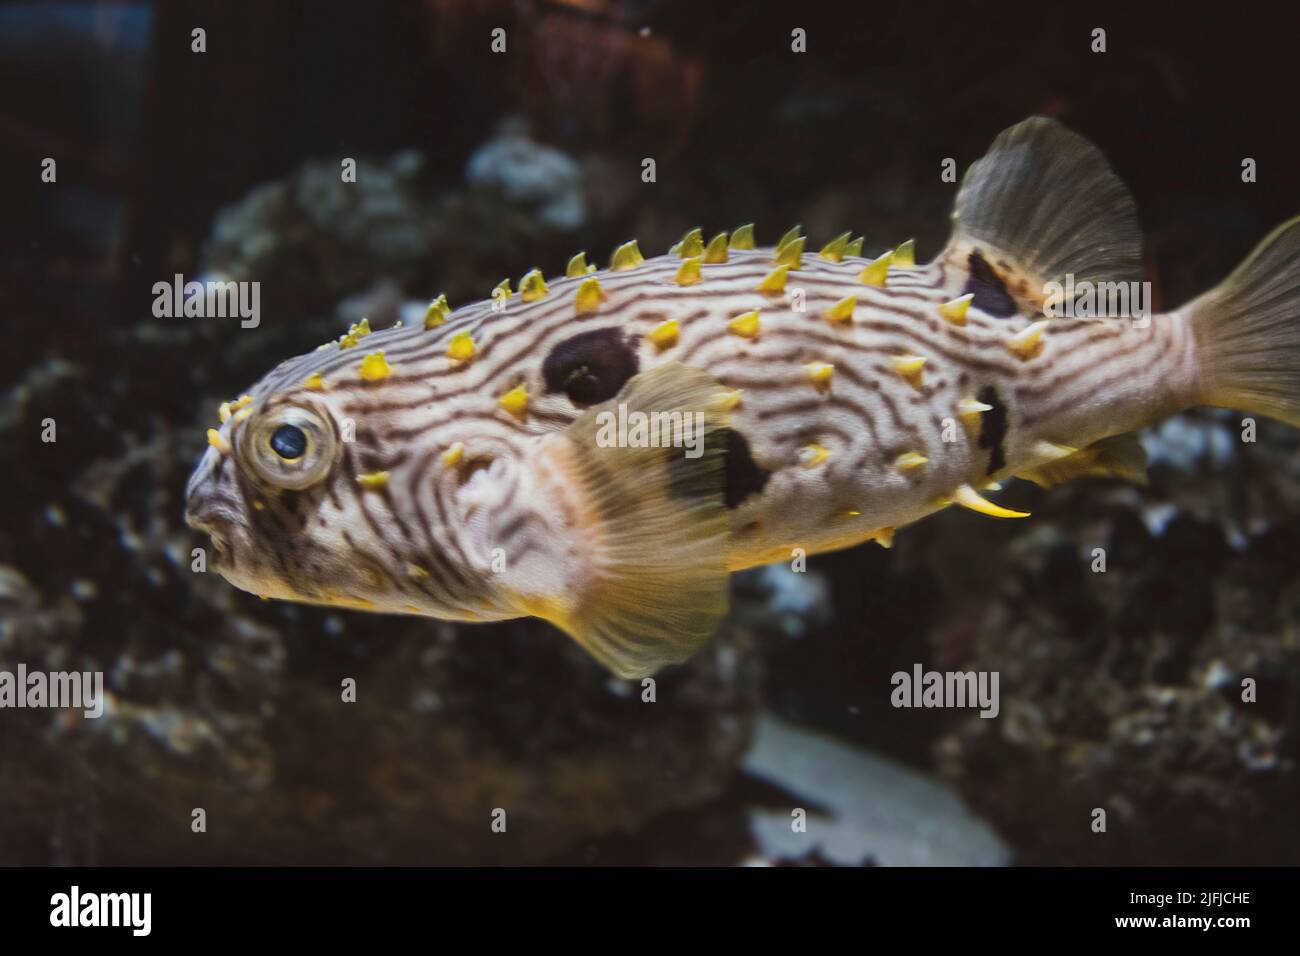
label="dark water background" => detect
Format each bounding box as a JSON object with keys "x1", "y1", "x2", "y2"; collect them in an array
[{"x1": 1, "y1": 0, "x2": 1298, "y2": 865}]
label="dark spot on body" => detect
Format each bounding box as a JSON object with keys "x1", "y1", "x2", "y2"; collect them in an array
[
  {"x1": 663, "y1": 426, "x2": 769, "y2": 510},
  {"x1": 542, "y1": 327, "x2": 639, "y2": 406},
  {"x1": 976, "y1": 384, "x2": 1008, "y2": 475},
  {"x1": 964, "y1": 251, "x2": 1018, "y2": 318},
  {"x1": 723, "y1": 428, "x2": 770, "y2": 509}
]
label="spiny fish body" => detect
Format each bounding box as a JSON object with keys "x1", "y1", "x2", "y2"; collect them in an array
[{"x1": 186, "y1": 118, "x2": 1300, "y2": 677}]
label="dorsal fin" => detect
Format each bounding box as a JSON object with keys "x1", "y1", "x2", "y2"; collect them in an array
[{"x1": 939, "y1": 117, "x2": 1142, "y2": 315}]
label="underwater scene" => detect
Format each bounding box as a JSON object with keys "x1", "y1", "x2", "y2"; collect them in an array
[{"x1": 2, "y1": 0, "x2": 1298, "y2": 888}]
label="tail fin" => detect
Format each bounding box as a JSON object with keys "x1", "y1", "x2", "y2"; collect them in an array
[{"x1": 1188, "y1": 216, "x2": 1300, "y2": 426}]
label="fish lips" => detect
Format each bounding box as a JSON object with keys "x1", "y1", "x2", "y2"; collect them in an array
[{"x1": 184, "y1": 505, "x2": 234, "y2": 572}]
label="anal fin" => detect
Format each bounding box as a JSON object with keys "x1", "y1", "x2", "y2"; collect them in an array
[{"x1": 1017, "y1": 433, "x2": 1148, "y2": 489}]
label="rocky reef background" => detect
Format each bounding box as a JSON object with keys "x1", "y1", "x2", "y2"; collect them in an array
[{"x1": 2, "y1": 1, "x2": 1297, "y2": 865}]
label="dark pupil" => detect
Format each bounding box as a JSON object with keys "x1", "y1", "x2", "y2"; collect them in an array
[{"x1": 270, "y1": 424, "x2": 307, "y2": 460}]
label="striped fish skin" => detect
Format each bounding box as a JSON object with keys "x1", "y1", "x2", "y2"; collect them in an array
[
  {"x1": 184, "y1": 249, "x2": 1187, "y2": 602},
  {"x1": 185, "y1": 115, "x2": 1300, "y2": 677}
]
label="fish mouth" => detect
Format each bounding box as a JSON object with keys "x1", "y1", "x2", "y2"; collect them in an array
[{"x1": 184, "y1": 508, "x2": 231, "y2": 568}]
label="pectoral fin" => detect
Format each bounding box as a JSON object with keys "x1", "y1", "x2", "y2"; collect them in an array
[
  {"x1": 524, "y1": 363, "x2": 733, "y2": 679},
  {"x1": 1017, "y1": 433, "x2": 1148, "y2": 488}
]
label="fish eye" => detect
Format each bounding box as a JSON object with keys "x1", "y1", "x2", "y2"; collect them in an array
[
  {"x1": 270, "y1": 424, "x2": 307, "y2": 461},
  {"x1": 240, "y1": 403, "x2": 338, "y2": 490}
]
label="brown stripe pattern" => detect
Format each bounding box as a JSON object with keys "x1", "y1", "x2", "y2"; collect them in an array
[{"x1": 184, "y1": 243, "x2": 1198, "y2": 616}]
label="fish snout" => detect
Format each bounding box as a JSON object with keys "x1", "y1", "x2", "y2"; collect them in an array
[
  {"x1": 184, "y1": 464, "x2": 238, "y2": 568},
  {"x1": 184, "y1": 499, "x2": 233, "y2": 563}
]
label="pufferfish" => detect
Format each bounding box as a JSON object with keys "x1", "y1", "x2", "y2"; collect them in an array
[{"x1": 186, "y1": 117, "x2": 1300, "y2": 678}]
